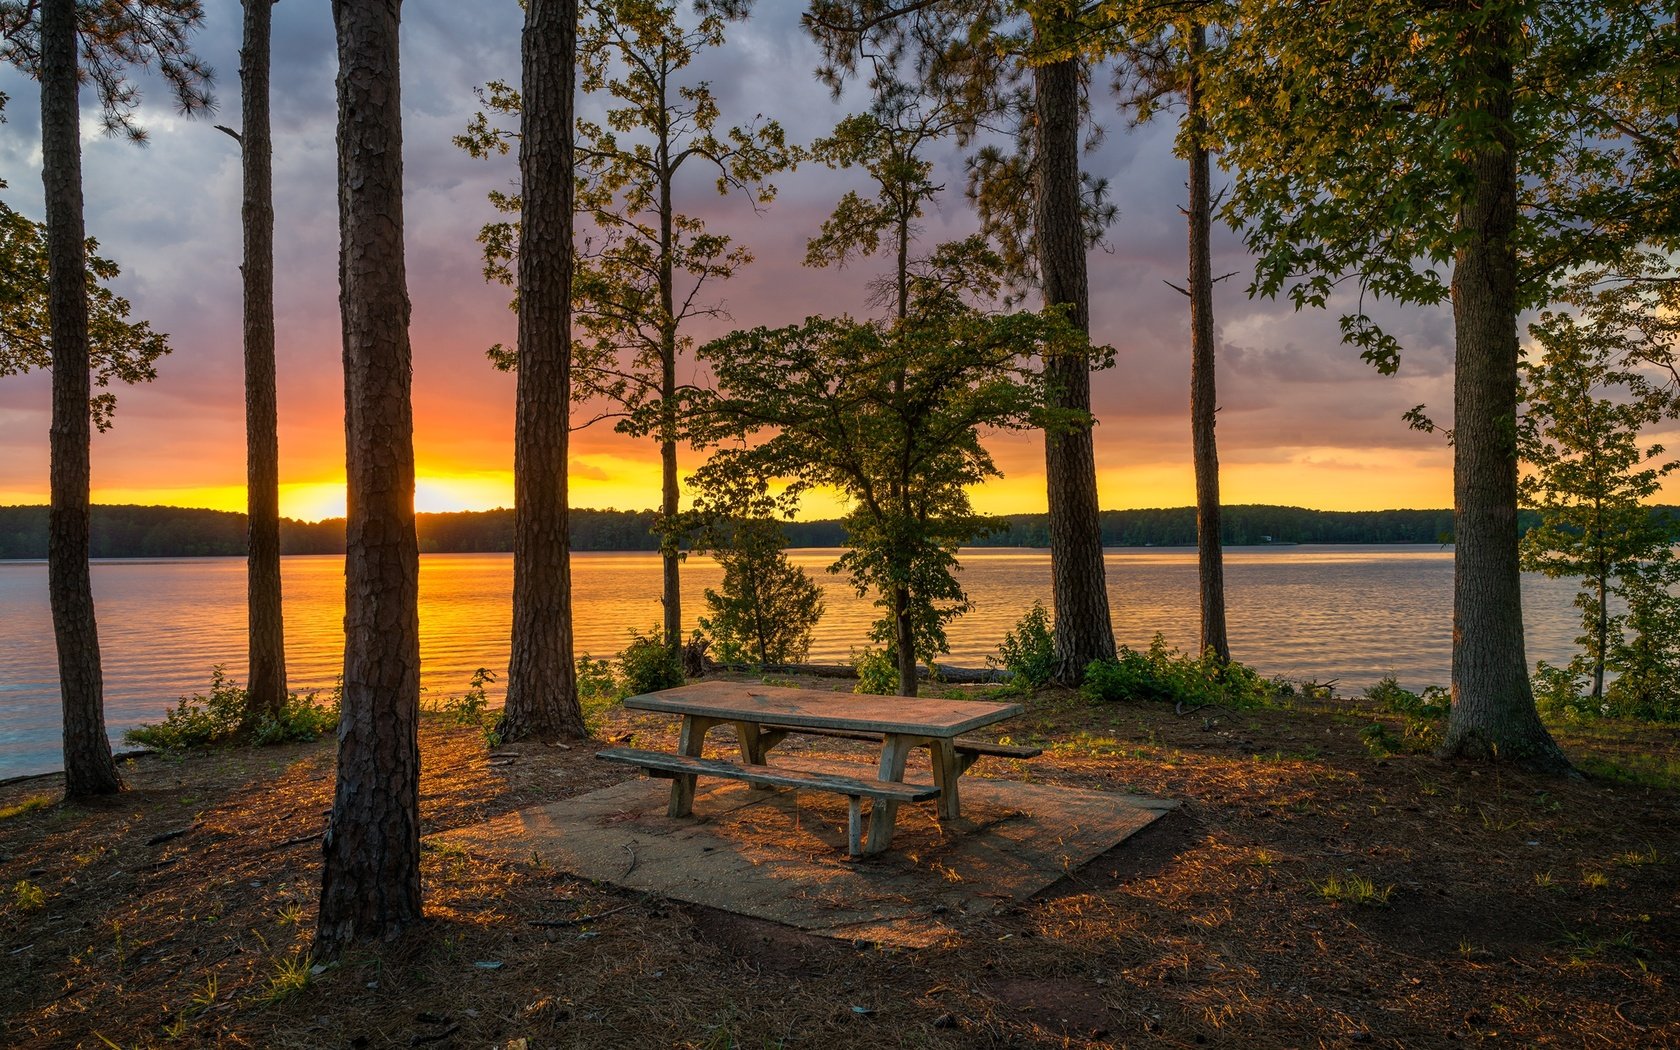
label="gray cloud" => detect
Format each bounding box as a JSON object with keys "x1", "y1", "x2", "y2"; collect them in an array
[{"x1": 0, "y1": 0, "x2": 1459, "y2": 510}]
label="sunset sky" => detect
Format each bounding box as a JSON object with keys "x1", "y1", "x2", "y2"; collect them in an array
[{"x1": 0, "y1": 0, "x2": 1525, "y2": 523}]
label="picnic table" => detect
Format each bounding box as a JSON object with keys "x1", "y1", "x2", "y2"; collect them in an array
[{"x1": 596, "y1": 680, "x2": 1038, "y2": 856}]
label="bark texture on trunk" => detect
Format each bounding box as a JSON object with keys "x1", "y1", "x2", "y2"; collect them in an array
[
  {"x1": 1439, "y1": 5, "x2": 1570, "y2": 773},
  {"x1": 658, "y1": 162, "x2": 683, "y2": 657},
  {"x1": 42, "y1": 0, "x2": 121, "y2": 799},
  {"x1": 894, "y1": 586, "x2": 918, "y2": 697},
  {"x1": 241, "y1": 0, "x2": 287, "y2": 722},
  {"x1": 317, "y1": 0, "x2": 424, "y2": 956},
  {"x1": 1186, "y1": 25, "x2": 1229, "y2": 664},
  {"x1": 1035, "y1": 53, "x2": 1116, "y2": 684},
  {"x1": 501, "y1": 0, "x2": 587, "y2": 742}
]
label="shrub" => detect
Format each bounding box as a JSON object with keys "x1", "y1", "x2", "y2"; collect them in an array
[
  {"x1": 1362, "y1": 675, "x2": 1450, "y2": 746},
  {"x1": 700, "y1": 528, "x2": 824, "y2": 667},
  {"x1": 127, "y1": 667, "x2": 338, "y2": 752},
  {"x1": 576, "y1": 654, "x2": 617, "y2": 701},
  {"x1": 576, "y1": 654, "x2": 620, "y2": 734},
  {"x1": 1531, "y1": 661, "x2": 1602, "y2": 722},
  {"x1": 852, "y1": 647, "x2": 898, "y2": 696},
  {"x1": 439, "y1": 668, "x2": 501, "y2": 749},
  {"x1": 1081, "y1": 635, "x2": 1277, "y2": 709},
  {"x1": 618, "y1": 627, "x2": 684, "y2": 696},
  {"x1": 990, "y1": 601, "x2": 1056, "y2": 690}
]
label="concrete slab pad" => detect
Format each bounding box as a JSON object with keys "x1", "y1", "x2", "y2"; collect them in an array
[{"x1": 436, "y1": 759, "x2": 1174, "y2": 948}]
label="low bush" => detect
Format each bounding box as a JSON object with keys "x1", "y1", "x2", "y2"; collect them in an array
[
  {"x1": 577, "y1": 654, "x2": 620, "y2": 734},
  {"x1": 618, "y1": 628, "x2": 684, "y2": 696},
  {"x1": 1081, "y1": 635, "x2": 1278, "y2": 709},
  {"x1": 1362, "y1": 675, "x2": 1450, "y2": 748},
  {"x1": 990, "y1": 601, "x2": 1056, "y2": 690},
  {"x1": 127, "y1": 667, "x2": 338, "y2": 752},
  {"x1": 438, "y1": 667, "x2": 501, "y2": 749},
  {"x1": 852, "y1": 648, "x2": 898, "y2": 696}
]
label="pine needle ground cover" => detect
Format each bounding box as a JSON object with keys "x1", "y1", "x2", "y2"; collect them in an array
[{"x1": 1, "y1": 674, "x2": 1675, "y2": 1048}]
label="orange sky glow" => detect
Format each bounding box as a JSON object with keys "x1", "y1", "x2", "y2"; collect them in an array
[{"x1": 11, "y1": 0, "x2": 1665, "y2": 526}]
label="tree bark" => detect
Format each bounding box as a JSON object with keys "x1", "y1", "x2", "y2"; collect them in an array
[
  {"x1": 241, "y1": 0, "x2": 287, "y2": 723},
  {"x1": 41, "y1": 0, "x2": 121, "y2": 799},
  {"x1": 317, "y1": 0, "x2": 424, "y2": 957},
  {"x1": 1185, "y1": 24, "x2": 1229, "y2": 664},
  {"x1": 1034, "y1": 52, "x2": 1116, "y2": 684},
  {"x1": 1438, "y1": 4, "x2": 1570, "y2": 773},
  {"x1": 501, "y1": 0, "x2": 586, "y2": 742},
  {"x1": 658, "y1": 129, "x2": 683, "y2": 658},
  {"x1": 893, "y1": 585, "x2": 918, "y2": 697}
]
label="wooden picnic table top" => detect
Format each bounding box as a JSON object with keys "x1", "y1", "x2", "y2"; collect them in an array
[{"x1": 622, "y1": 679, "x2": 1024, "y2": 738}]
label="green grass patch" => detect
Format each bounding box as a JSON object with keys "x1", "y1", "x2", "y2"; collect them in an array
[
  {"x1": 0, "y1": 795, "x2": 52, "y2": 821},
  {"x1": 1316, "y1": 874, "x2": 1394, "y2": 906},
  {"x1": 1576, "y1": 753, "x2": 1680, "y2": 791},
  {"x1": 257, "y1": 954, "x2": 313, "y2": 1006},
  {"x1": 12, "y1": 879, "x2": 46, "y2": 911}
]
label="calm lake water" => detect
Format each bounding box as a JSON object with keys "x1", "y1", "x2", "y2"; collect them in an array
[{"x1": 0, "y1": 546, "x2": 1585, "y2": 778}]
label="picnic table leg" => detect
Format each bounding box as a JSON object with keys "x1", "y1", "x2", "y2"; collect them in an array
[
  {"x1": 862, "y1": 733, "x2": 914, "y2": 855},
  {"x1": 735, "y1": 721, "x2": 774, "y2": 790},
  {"x1": 929, "y1": 738, "x2": 961, "y2": 821},
  {"x1": 668, "y1": 716, "x2": 716, "y2": 818}
]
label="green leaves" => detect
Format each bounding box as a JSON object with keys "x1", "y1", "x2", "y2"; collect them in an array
[
  {"x1": 686, "y1": 292, "x2": 1102, "y2": 668},
  {"x1": 0, "y1": 194, "x2": 170, "y2": 430}
]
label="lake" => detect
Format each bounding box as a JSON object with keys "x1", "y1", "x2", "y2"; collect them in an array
[{"x1": 0, "y1": 546, "x2": 1586, "y2": 778}]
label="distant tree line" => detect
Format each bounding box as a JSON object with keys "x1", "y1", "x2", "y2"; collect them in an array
[{"x1": 16, "y1": 502, "x2": 1674, "y2": 559}]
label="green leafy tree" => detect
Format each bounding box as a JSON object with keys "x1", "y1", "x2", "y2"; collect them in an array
[
  {"x1": 805, "y1": 0, "x2": 1122, "y2": 684},
  {"x1": 2, "y1": 0, "x2": 213, "y2": 798},
  {"x1": 1519, "y1": 310, "x2": 1675, "y2": 703},
  {"x1": 688, "y1": 296, "x2": 1105, "y2": 696},
  {"x1": 457, "y1": 0, "x2": 799, "y2": 658},
  {"x1": 0, "y1": 186, "x2": 170, "y2": 431},
  {"x1": 1205, "y1": 0, "x2": 1678, "y2": 771},
  {"x1": 1604, "y1": 558, "x2": 1680, "y2": 722},
  {"x1": 687, "y1": 471, "x2": 824, "y2": 667}
]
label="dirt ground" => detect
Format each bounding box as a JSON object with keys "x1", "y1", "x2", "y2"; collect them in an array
[{"x1": 2, "y1": 676, "x2": 1676, "y2": 1049}]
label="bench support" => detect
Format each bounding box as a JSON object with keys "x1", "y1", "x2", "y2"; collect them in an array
[
  {"x1": 929, "y1": 738, "x2": 961, "y2": 820},
  {"x1": 864, "y1": 733, "x2": 918, "y2": 855},
  {"x1": 669, "y1": 715, "x2": 719, "y2": 817}
]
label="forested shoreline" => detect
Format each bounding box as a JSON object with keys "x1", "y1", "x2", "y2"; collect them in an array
[{"x1": 0, "y1": 502, "x2": 1628, "y2": 559}]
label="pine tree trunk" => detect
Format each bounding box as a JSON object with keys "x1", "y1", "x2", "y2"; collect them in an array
[
  {"x1": 241, "y1": 0, "x2": 287, "y2": 723},
  {"x1": 1591, "y1": 575, "x2": 1606, "y2": 701},
  {"x1": 1034, "y1": 52, "x2": 1116, "y2": 684},
  {"x1": 317, "y1": 0, "x2": 424, "y2": 957},
  {"x1": 661, "y1": 434, "x2": 681, "y2": 652},
  {"x1": 1186, "y1": 25, "x2": 1229, "y2": 664},
  {"x1": 501, "y1": 0, "x2": 586, "y2": 742},
  {"x1": 41, "y1": 0, "x2": 121, "y2": 800},
  {"x1": 1438, "y1": 6, "x2": 1570, "y2": 773},
  {"x1": 658, "y1": 160, "x2": 682, "y2": 658}
]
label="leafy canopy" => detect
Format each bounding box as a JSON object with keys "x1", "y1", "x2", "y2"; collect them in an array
[{"x1": 0, "y1": 186, "x2": 170, "y2": 430}]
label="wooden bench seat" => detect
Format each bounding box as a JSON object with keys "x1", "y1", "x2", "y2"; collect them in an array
[
  {"x1": 760, "y1": 724, "x2": 1043, "y2": 767},
  {"x1": 595, "y1": 746, "x2": 938, "y2": 855}
]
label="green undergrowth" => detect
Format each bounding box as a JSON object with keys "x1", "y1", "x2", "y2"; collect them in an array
[
  {"x1": 0, "y1": 795, "x2": 53, "y2": 821},
  {"x1": 1081, "y1": 634, "x2": 1283, "y2": 710},
  {"x1": 1575, "y1": 753, "x2": 1680, "y2": 790},
  {"x1": 1359, "y1": 676, "x2": 1450, "y2": 756},
  {"x1": 126, "y1": 668, "x2": 338, "y2": 753}
]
